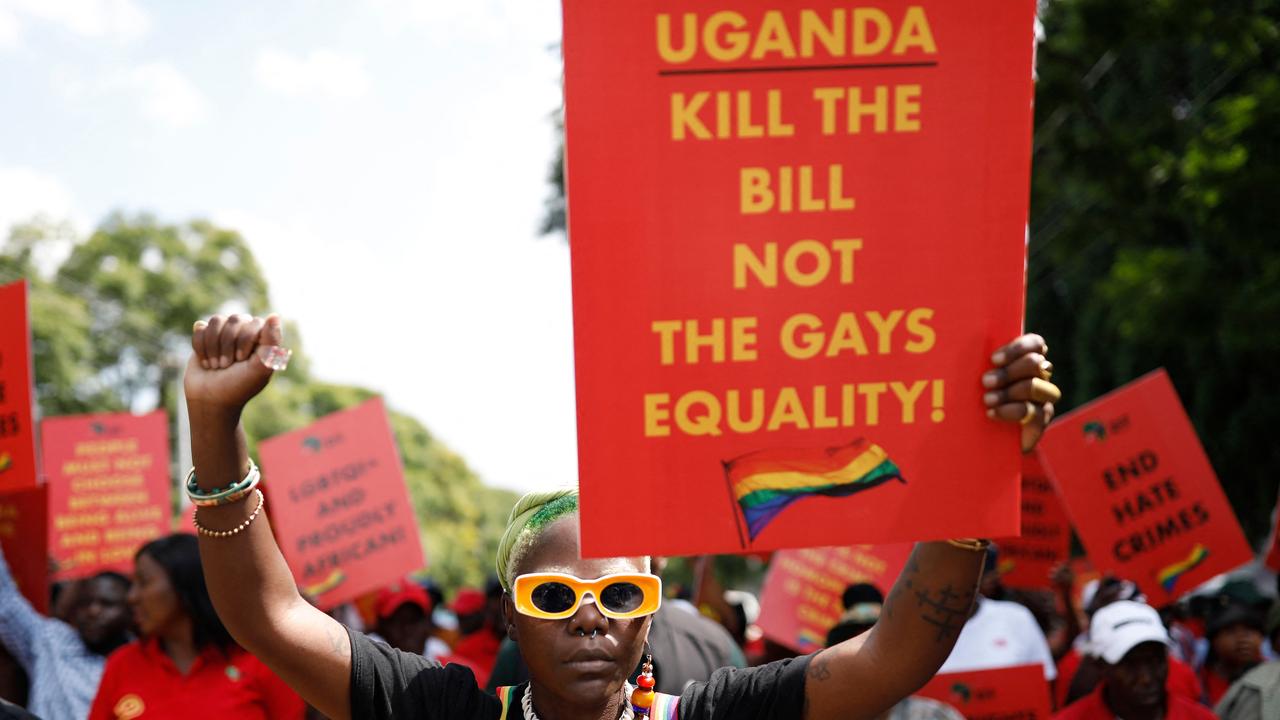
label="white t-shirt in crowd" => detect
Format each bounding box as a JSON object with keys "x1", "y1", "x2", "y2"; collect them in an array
[{"x1": 937, "y1": 598, "x2": 1057, "y2": 681}]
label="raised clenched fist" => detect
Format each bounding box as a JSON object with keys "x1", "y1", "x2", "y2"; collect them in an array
[{"x1": 184, "y1": 313, "x2": 288, "y2": 415}]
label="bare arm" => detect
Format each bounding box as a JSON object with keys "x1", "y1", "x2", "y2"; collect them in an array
[
  {"x1": 803, "y1": 334, "x2": 1060, "y2": 719},
  {"x1": 186, "y1": 314, "x2": 353, "y2": 720}
]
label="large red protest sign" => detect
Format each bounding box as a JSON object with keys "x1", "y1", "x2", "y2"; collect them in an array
[
  {"x1": 1036, "y1": 369, "x2": 1251, "y2": 605},
  {"x1": 993, "y1": 454, "x2": 1071, "y2": 590},
  {"x1": 563, "y1": 1, "x2": 1038, "y2": 556},
  {"x1": 0, "y1": 486, "x2": 49, "y2": 614},
  {"x1": 756, "y1": 543, "x2": 911, "y2": 653},
  {"x1": 915, "y1": 664, "x2": 1050, "y2": 720},
  {"x1": 42, "y1": 411, "x2": 171, "y2": 581},
  {"x1": 0, "y1": 280, "x2": 38, "y2": 492},
  {"x1": 259, "y1": 397, "x2": 424, "y2": 609}
]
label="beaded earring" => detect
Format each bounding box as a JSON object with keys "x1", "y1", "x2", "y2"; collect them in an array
[{"x1": 630, "y1": 655, "x2": 656, "y2": 717}]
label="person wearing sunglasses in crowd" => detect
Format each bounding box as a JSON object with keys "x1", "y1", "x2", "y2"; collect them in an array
[{"x1": 183, "y1": 313, "x2": 1060, "y2": 720}]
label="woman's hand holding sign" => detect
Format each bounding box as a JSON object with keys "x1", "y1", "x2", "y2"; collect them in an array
[{"x1": 982, "y1": 333, "x2": 1060, "y2": 452}]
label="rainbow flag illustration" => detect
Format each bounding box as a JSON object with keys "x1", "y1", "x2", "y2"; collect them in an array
[
  {"x1": 796, "y1": 628, "x2": 825, "y2": 649},
  {"x1": 725, "y1": 439, "x2": 904, "y2": 544},
  {"x1": 1156, "y1": 544, "x2": 1209, "y2": 593},
  {"x1": 302, "y1": 569, "x2": 346, "y2": 598}
]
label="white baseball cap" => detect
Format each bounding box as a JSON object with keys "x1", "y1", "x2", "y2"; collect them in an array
[{"x1": 1089, "y1": 600, "x2": 1170, "y2": 664}]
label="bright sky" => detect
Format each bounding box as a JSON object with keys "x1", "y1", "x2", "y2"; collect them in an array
[{"x1": 0, "y1": 0, "x2": 573, "y2": 494}]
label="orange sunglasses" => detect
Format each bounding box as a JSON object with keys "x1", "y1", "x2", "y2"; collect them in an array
[{"x1": 512, "y1": 572, "x2": 662, "y2": 620}]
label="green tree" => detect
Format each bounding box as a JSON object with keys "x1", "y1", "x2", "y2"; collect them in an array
[
  {"x1": 1029, "y1": 0, "x2": 1279, "y2": 541},
  {"x1": 4, "y1": 214, "x2": 518, "y2": 593}
]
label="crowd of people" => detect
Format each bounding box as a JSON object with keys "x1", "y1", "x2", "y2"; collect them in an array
[
  {"x1": 4, "y1": 527, "x2": 1280, "y2": 720},
  {"x1": 0, "y1": 318, "x2": 1273, "y2": 720}
]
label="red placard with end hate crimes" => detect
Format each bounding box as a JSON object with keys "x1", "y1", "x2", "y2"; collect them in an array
[
  {"x1": 1036, "y1": 369, "x2": 1251, "y2": 606},
  {"x1": 563, "y1": 1, "x2": 1038, "y2": 556},
  {"x1": 993, "y1": 454, "x2": 1071, "y2": 590},
  {"x1": 0, "y1": 486, "x2": 49, "y2": 614},
  {"x1": 756, "y1": 543, "x2": 911, "y2": 653},
  {"x1": 259, "y1": 397, "x2": 424, "y2": 610},
  {"x1": 0, "y1": 280, "x2": 38, "y2": 492},
  {"x1": 42, "y1": 411, "x2": 171, "y2": 581},
  {"x1": 915, "y1": 664, "x2": 1051, "y2": 720}
]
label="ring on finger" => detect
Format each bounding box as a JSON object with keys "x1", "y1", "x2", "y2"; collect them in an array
[
  {"x1": 1019, "y1": 402, "x2": 1036, "y2": 425},
  {"x1": 1038, "y1": 360, "x2": 1054, "y2": 381}
]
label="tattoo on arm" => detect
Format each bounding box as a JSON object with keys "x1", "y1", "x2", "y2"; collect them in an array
[
  {"x1": 912, "y1": 583, "x2": 973, "y2": 643},
  {"x1": 326, "y1": 625, "x2": 346, "y2": 657},
  {"x1": 884, "y1": 552, "x2": 974, "y2": 642},
  {"x1": 806, "y1": 650, "x2": 832, "y2": 682}
]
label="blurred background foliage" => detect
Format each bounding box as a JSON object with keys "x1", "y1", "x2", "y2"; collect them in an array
[{"x1": 1, "y1": 214, "x2": 517, "y2": 593}]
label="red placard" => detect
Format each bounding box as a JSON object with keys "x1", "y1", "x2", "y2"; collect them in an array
[
  {"x1": 42, "y1": 411, "x2": 171, "y2": 581},
  {"x1": 563, "y1": 1, "x2": 1038, "y2": 556},
  {"x1": 915, "y1": 664, "x2": 1051, "y2": 720},
  {"x1": 0, "y1": 280, "x2": 38, "y2": 492},
  {"x1": 1036, "y1": 369, "x2": 1251, "y2": 606},
  {"x1": 259, "y1": 397, "x2": 424, "y2": 610},
  {"x1": 756, "y1": 543, "x2": 911, "y2": 653},
  {"x1": 993, "y1": 454, "x2": 1071, "y2": 590},
  {"x1": 0, "y1": 486, "x2": 49, "y2": 614}
]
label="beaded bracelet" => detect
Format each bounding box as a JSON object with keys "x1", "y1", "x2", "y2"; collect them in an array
[
  {"x1": 185, "y1": 460, "x2": 261, "y2": 507},
  {"x1": 194, "y1": 489, "x2": 265, "y2": 538}
]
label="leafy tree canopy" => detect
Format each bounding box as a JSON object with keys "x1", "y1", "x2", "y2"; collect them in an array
[{"x1": 3, "y1": 214, "x2": 517, "y2": 594}]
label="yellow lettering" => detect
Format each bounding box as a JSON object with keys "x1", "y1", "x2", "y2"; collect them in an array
[
  {"x1": 675, "y1": 391, "x2": 723, "y2": 436},
  {"x1": 852, "y1": 9, "x2": 891, "y2": 55},
  {"x1": 904, "y1": 308, "x2": 936, "y2": 352},
  {"x1": 733, "y1": 243, "x2": 777, "y2": 288},
  {"x1": 895, "y1": 84, "x2": 921, "y2": 131},
  {"x1": 781, "y1": 313, "x2": 824, "y2": 359},
  {"x1": 826, "y1": 313, "x2": 870, "y2": 356},
  {"x1": 800, "y1": 9, "x2": 845, "y2": 56},
  {"x1": 740, "y1": 167, "x2": 773, "y2": 214},
  {"x1": 751, "y1": 11, "x2": 796, "y2": 59},
  {"x1": 766, "y1": 387, "x2": 809, "y2": 431},
  {"x1": 644, "y1": 393, "x2": 671, "y2": 437},
  {"x1": 726, "y1": 389, "x2": 764, "y2": 433},
  {"x1": 651, "y1": 320, "x2": 681, "y2": 365},
  {"x1": 656, "y1": 14, "x2": 697, "y2": 63},
  {"x1": 890, "y1": 380, "x2": 928, "y2": 423},
  {"x1": 894, "y1": 7, "x2": 937, "y2": 54},
  {"x1": 704, "y1": 11, "x2": 749, "y2": 61},
  {"x1": 866, "y1": 309, "x2": 904, "y2": 353},
  {"x1": 671, "y1": 92, "x2": 711, "y2": 140}
]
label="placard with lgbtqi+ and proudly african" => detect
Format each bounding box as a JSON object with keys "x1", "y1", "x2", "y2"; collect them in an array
[{"x1": 562, "y1": 1, "x2": 1038, "y2": 555}]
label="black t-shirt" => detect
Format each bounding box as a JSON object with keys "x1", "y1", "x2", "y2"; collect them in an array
[{"x1": 348, "y1": 628, "x2": 810, "y2": 719}]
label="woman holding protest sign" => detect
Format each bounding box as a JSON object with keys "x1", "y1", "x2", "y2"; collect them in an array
[{"x1": 183, "y1": 312, "x2": 1059, "y2": 720}]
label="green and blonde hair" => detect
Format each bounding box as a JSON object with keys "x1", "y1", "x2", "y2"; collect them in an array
[{"x1": 495, "y1": 488, "x2": 650, "y2": 592}]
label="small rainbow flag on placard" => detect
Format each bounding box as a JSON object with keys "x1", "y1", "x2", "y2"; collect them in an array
[
  {"x1": 796, "y1": 628, "x2": 825, "y2": 649},
  {"x1": 725, "y1": 439, "x2": 904, "y2": 544},
  {"x1": 1156, "y1": 543, "x2": 1210, "y2": 594}
]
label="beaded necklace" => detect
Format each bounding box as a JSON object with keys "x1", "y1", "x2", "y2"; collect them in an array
[{"x1": 520, "y1": 683, "x2": 637, "y2": 720}]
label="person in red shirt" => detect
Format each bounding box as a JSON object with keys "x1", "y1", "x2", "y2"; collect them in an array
[
  {"x1": 440, "y1": 587, "x2": 501, "y2": 687},
  {"x1": 89, "y1": 534, "x2": 304, "y2": 720},
  {"x1": 1055, "y1": 601, "x2": 1213, "y2": 720}
]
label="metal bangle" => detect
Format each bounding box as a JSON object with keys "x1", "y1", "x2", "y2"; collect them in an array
[{"x1": 185, "y1": 459, "x2": 260, "y2": 503}]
